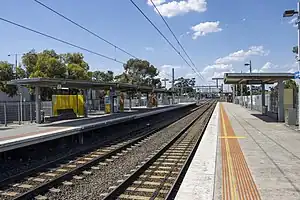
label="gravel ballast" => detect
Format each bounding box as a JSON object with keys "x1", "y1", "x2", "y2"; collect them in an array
[{"x1": 45, "y1": 106, "x2": 205, "y2": 200}]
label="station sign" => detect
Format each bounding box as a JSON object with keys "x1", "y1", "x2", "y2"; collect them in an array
[{"x1": 294, "y1": 71, "x2": 300, "y2": 79}]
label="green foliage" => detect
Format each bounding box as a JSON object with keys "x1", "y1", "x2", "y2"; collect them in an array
[
  {"x1": 284, "y1": 79, "x2": 297, "y2": 90},
  {"x1": 67, "y1": 63, "x2": 89, "y2": 80},
  {"x1": 0, "y1": 61, "x2": 17, "y2": 96},
  {"x1": 122, "y1": 58, "x2": 160, "y2": 87},
  {"x1": 114, "y1": 73, "x2": 129, "y2": 83},
  {"x1": 93, "y1": 70, "x2": 114, "y2": 82},
  {"x1": 16, "y1": 65, "x2": 26, "y2": 79},
  {"x1": 235, "y1": 84, "x2": 249, "y2": 96},
  {"x1": 21, "y1": 50, "x2": 91, "y2": 80},
  {"x1": 175, "y1": 77, "x2": 195, "y2": 95}
]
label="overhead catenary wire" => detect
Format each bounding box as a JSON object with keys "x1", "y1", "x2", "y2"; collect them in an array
[
  {"x1": 149, "y1": 0, "x2": 205, "y2": 81},
  {"x1": 33, "y1": 0, "x2": 138, "y2": 59},
  {"x1": 0, "y1": 17, "x2": 125, "y2": 64},
  {"x1": 129, "y1": 0, "x2": 204, "y2": 81}
]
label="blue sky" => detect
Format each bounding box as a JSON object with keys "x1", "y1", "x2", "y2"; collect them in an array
[{"x1": 0, "y1": 0, "x2": 298, "y2": 87}]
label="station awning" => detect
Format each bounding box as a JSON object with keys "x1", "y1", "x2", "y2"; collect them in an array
[
  {"x1": 224, "y1": 73, "x2": 294, "y2": 84},
  {"x1": 8, "y1": 78, "x2": 169, "y2": 93}
]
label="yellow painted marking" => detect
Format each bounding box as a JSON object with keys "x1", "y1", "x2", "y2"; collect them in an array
[
  {"x1": 219, "y1": 136, "x2": 245, "y2": 139},
  {"x1": 221, "y1": 105, "x2": 239, "y2": 200}
]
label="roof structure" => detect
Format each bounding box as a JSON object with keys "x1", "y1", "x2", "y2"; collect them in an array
[
  {"x1": 8, "y1": 78, "x2": 168, "y2": 93},
  {"x1": 224, "y1": 73, "x2": 294, "y2": 84}
]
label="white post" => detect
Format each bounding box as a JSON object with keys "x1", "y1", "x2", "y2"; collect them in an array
[{"x1": 298, "y1": 1, "x2": 300, "y2": 128}]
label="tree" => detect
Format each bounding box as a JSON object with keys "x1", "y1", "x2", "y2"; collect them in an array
[
  {"x1": 284, "y1": 79, "x2": 298, "y2": 90},
  {"x1": 175, "y1": 77, "x2": 195, "y2": 96},
  {"x1": 122, "y1": 58, "x2": 160, "y2": 87},
  {"x1": 16, "y1": 65, "x2": 26, "y2": 79},
  {"x1": 114, "y1": 72, "x2": 129, "y2": 83},
  {"x1": 235, "y1": 84, "x2": 249, "y2": 96},
  {"x1": 22, "y1": 49, "x2": 38, "y2": 77},
  {"x1": 61, "y1": 53, "x2": 89, "y2": 71},
  {"x1": 0, "y1": 61, "x2": 17, "y2": 96},
  {"x1": 93, "y1": 70, "x2": 114, "y2": 82}
]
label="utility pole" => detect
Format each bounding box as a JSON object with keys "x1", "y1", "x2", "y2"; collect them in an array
[
  {"x1": 172, "y1": 68, "x2": 175, "y2": 104},
  {"x1": 161, "y1": 78, "x2": 169, "y2": 105},
  {"x1": 283, "y1": 1, "x2": 300, "y2": 128},
  {"x1": 8, "y1": 53, "x2": 19, "y2": 78},
  {"x1": 161, "y1": 78, "x2": 169, "y2": 88}
]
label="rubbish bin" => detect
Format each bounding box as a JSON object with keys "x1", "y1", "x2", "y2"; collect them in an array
[{"x1": 262, "y1": 106, "x2": 268, "y2": 115}]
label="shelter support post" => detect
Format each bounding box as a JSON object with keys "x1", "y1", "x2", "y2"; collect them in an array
[
  {"x1": 241, "y1": 84, "x2": 244, "y2": 107},
  {"x1": 250, "y1": 84, "x2": 253, "y2": 110},
  {"x1": 84, "y1": 89, "x2": 88, "y2": 117},
  {"x1": 129, "y1": 92, "x2": 132, "y2": 111},
  {"x1": 232, "y1": 84, "x2": 235, "y2": 104},
  {"x1": 35, "y1": 86, "x2": 41, "y2": 124},
  {"x1": 261, "y1": 83, "x2": 265, "y2": 111},
  {"x1": 278, "y1": 80, "x2": 284, "y2": 122},
  {"x1": 146, "y1": 92, "x2": 149, "y2": 107}
]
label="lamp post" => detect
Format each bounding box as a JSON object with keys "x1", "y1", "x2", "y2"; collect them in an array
[
  {"x1": 8, "y1": 54, "x2": 18, "y2": 78},
  {"x1": 245, "y1": 61, "x2": 253, "y2": 110},
  {"x1": 283, "y1": 2, "x2": 300, "y2": 129}
]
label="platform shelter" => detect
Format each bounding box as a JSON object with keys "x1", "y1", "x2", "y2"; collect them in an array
[
  {"x1": 224, "y1": 73, "x2": 294, "y2": 122},
  {"x1": 9, "y1": 78, "x2": 171, "y2": 124}
]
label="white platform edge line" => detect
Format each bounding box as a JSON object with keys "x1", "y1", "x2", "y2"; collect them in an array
[{"x1": 175, "y1": 102, "x2": 220, "y2": 200}]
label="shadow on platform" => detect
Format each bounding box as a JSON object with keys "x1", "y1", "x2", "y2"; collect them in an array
[
  {"x1": 251, "y1": 114, "x2": 278, "y2": 123},
  {"x1": 0, "y1": 127, "x2": 13, "y2": 131}
]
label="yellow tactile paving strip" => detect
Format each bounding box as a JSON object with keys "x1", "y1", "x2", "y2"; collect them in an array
[{"x1": 220, "y1": 104, "x2": 261, "y2": 200}]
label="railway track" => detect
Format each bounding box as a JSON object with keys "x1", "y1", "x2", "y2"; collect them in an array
[
  {"x1": 103, "y1": 101, "x2": 216, "y2": 200},
  {"x1": 0, "y1": 102, "x2": 208, "y2": 200}
]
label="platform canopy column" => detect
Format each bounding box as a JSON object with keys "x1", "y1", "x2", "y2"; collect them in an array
[
  {"x1": 241, "y1": 84, "x2": 244, "y2": 107},
  {"x1": 277, "y1": 80, "x2": 284, "y2": 122},
  {"x1": 35, "y1": 86, "x2": 41, "y2": 124},
  {"x1": 84, "y1": 89, "x2": 88, "y2": 117},
  {"x1": 261, "y1": 83, "x2": 265, "y2": 111}
]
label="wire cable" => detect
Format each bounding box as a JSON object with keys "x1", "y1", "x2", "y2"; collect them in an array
[
  {"x1": 149, "y1": 0, "x2": 204, "y2": 80},
  {"x1": 129, "y1": 0, "x2": 203, "y2": 81},
  {"x1": 0, "y1": 17, "x2": 125, "y2": 64},
  {"x1": 33, "y1": 0, "x2": 137, "y2": 59}
]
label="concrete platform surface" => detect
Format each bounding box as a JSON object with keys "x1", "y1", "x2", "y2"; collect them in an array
[
  {"x1": 175, "y1": 102, "x2": 300, "y2": 200},
  {"x1": 175, "y1": 103, "x2": 219, "y2": 200},
  {"x1": 0, "y1": 103, "x2": 194, "y2": 153}
]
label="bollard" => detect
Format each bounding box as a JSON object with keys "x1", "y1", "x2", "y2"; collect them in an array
[{"x1": 4, "y1": 103, "x2": 7, "y2": 127}]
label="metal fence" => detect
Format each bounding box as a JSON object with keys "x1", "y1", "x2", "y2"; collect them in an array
[
  {"x1": 0, "y1": 96, "x2": 196, "y2": 126},
  {"x1": 0, "y1": 102, "x2": 36, "y2": 126}
]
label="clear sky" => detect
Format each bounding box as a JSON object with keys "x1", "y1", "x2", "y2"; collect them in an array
[{"x1": 0, "y1": 0, "x2": 298, "y2": 87}]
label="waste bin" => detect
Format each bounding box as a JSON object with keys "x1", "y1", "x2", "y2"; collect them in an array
[{"x1": 262, "y1": 106, "x2": 268, "y2": 115}]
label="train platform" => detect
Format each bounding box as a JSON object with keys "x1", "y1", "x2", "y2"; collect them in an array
[
  {"x1": 0, "y1": 103, "x2": 194, "y2": 153},
  {"x1": 175, "y1": 102, "x2": 300, "y2": 200}
]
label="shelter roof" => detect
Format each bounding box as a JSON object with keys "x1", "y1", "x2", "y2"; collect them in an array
[
  {"x1": 8, "y1": 78, "x2": 169, "y2": 93},
  {"x1": 224, "y1": 73, "x2": 294, "y2": 84}
]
